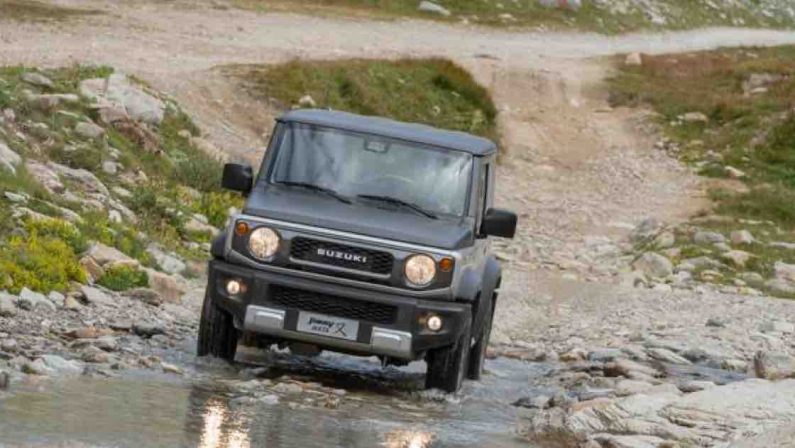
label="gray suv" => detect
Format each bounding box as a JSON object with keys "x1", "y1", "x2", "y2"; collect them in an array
[{"x1": 198, "y1": 110, "x2": 517, "y2": 393}]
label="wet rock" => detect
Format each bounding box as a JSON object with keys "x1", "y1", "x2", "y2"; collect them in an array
[
  {"x1": 21, "y1": 72, "x2": 53, "y2": 88},
  {"x1": 125, "y1": 288, "x2": 162, "y2": 306},
  {"x1": 132, "y1": 320, "x2": 165, "y2": 338},
  {"x1": 0, "y1": 292, "x2": 17, "y2": 317},
  {"x1": 754, "y1": 351, "x2": 795, "y2": 380},
  {"x1": 514, "y1": 395, "x2": 552, "y2": 410},
  {"x1": 161, "y1": 362, "x2": 183, "y2": 375},
  {"x1": 417, "y1": 1, "x2": 451, "y2": 16},
  {"x1": 632, "y1": 252, "x2": 673, "y2": 279},
  {"x1": 81, "y1": 286, "x2": 115, "y2": 306},
  {"x1": 24, "y1": 355, "x2": 84, "y2": 376},
  {"x1": 17, "y1": 288, "x2": 56, "y2": 312},
  {"x1": 0, "y1": 142, "x2": 21, "y2": 174},
  {"x1": 693, "y1": 230, "x2": 725, "y2": 245}
]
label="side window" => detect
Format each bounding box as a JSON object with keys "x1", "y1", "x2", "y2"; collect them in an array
[{"x1": 476, "y1": 162, "x2": 490, "y2": 234}]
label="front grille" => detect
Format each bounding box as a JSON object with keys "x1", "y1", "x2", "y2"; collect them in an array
[
  {"x1": 290, "y1": 237, "x2": 394, "y2": 275},
  {"x1": 269, "y1": 285, "x2": 397, "y2": 325}
]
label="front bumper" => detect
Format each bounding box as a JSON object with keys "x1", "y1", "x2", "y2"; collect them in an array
[{"x1": 208, "y1": 260, "x2": 471, "y2": 360}]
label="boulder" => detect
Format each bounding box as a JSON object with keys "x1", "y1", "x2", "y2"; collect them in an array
[
  {"x1": 730, "y1": 230, "x2": 754, "y2": 245},
  {"x1": 632, "y1": 252, "x2": 673, "y2": 279},
  {"x1": 21, "y1": 72, "x2": 53, "y2": 88},
  {"x1": 25, "y1": 160, "x2": 64, "y2": 194},
  {"x1": 74, "y1": 121, "x2": 105, "y2": 139},
  {"x1": 417, "y1": 1, "x2": 451, "y2": 16},
  {"x1": 86, "y1": 243, "x2": 136, "y2": 267},
  {"x1": 0, "y1": 292, "x2": 17, "y2": 317},
  {"x1": 48, "y1": 162, "x2": 109, "y2": 197},
  {"x1": 693, "y1": 231, "x2": 725, "y2": 245},
  {"x1": 0, "y1": 142, "x2": 21, "y2": 174},
  {"x1": 17, "y1": 288, "x2": 56, "y2": 312},
  {"x1": 80, "y1": 285, "x2": 115, "y2": 306},
  {"x1": 25, "y1": 355, "x2": 84, "y2": 376},
  {"x1": 145, "y1": 269, "x2": 187, "y2": 303},
  {"x1": 754, "y1": 351, "x2": 795, "y2": 380}
]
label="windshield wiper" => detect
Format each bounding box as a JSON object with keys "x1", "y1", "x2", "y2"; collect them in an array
[
  {"x1": 276, "y1": 181, "x2": 352, "y2": 204},
  {"x1": 357, "y1": 194, "x2": 438, "y2": 220}
]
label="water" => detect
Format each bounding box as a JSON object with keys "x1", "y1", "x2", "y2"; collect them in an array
[{"x1": 0, "y1": 351, "x2": 548, "y2": 448}]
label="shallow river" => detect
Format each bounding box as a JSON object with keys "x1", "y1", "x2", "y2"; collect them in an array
[{"x1": 0, "y1": 347, "x2": 549, "y2": 448}]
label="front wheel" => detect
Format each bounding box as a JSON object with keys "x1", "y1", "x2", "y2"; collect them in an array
[
  {"x1": 197, "y1": 290, "x2": 239, "y2": 362},
  {"x1": 425, "y1": 324, "x2": 471, "y2": 393},
  {"x1": 467, "y1": 297, "x2": 495, "y2": 380}
]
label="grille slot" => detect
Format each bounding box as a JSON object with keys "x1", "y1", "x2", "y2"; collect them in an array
[
  {"x1": 290, "y1": 237, "x2": 394, "y2": 275},
  {"x1": 269, "y1": 285, "x2": 397, "y2": 325}
]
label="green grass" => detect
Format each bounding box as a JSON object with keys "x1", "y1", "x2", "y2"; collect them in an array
[
  {"x1": 610, "y1": 45, "x2": 795, "y2": 297},
  {"x1": 230, "y1": 58, "x2": 498, "y2": 142},
  {"x1": 97, "y1": 264, "x2": 149, "y2": 292},
  {"x1": 0, "y1": 0, "x2": 101, "y2": 22},
  {"x1": 233, "y1": 0, "x2": 795, "y2": 34}
]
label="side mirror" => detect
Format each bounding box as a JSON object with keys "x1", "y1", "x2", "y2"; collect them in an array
[
  {"x1": 482, "y1": 208, "x2": 517, "y2": 239},
  {"x1": 222, "y1": 163, "x2": 253, "y2": 194}
]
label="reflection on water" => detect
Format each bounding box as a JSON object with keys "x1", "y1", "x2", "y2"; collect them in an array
[{"x1": 0, "y1": 355, "x2": 544, "y2": 448}]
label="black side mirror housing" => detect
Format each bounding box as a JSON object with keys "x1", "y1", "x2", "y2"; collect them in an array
[
  {"x1": 222, "y1": 163, "x2": 253, "y2": 194},
  {"x1": 482, "y1": 208, "x2": 517, "y2": 239}
]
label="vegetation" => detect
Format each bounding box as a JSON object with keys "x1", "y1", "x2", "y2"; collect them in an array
[
  {"x1": 0, "y1": 64, "x2": 237, "y2": 293},
  {"x1": 232, "y1": 58, "x2": 498, "y2": 142},
  {"x1": 0, "y1": 0, "x2": 101, "y2": 23},
  {"x1": 610, "y1": 46, "x2": 795, "y2": 295},
  {"x1": 97, "y1": 265, "x2": 149, "y2": 291},
  {"x1": 233, "y1": 0, "x2": 795, "y2": 34}
]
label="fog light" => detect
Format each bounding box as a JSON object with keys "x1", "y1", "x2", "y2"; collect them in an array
[
  {"x1": 226, "y1": 279, "x2": 243, "y2": 296},
  {"x1": 426, "y1": 315, "x2": 443, "y2": 332}
]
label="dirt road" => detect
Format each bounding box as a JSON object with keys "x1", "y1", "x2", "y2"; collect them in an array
[{"x1": 4, "y1": 2, "x2": 795, "y2": 446}]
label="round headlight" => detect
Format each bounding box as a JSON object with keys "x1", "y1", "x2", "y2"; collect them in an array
[
  {"x1": 404, "y1": 254, "x2": 436, "y2": 287},
  {"x1": 248, "y1": 227, "x2": 280, "y2": 260}
]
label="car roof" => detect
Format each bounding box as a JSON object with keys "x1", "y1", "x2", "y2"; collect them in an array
[{"x1": 277, "y1": 109, "x2": 497, "y2": 156}]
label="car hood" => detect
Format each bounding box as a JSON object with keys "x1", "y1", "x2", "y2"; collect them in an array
[{"x1": 242, "y1": 186, "x2": 474, "y2": 250}]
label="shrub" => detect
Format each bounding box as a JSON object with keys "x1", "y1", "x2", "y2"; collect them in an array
[
  {"x1": 172, "y1": 156, "x2": 223, "y2": 193},
  {"x1": 0, "y1": 233, "x2": 86, "y2": 294},
  {"x1": 196, "y1": 191, "x2": 242, "y2": 228},
  {"x1": 24, "y1": 217, "x2": 87, "y2": 253},
  {"x1": 97, "y1": 264, "x2": 148, "y2": 291},
  {"x1": 78, "y1": 212, "x2": 151, "y2": 264}
]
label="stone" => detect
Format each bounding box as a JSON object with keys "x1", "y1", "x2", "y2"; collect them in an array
[
  {"x1": 615, "y1": 380, "x2": 654, "y2": 397},
  {"x1": 646, "y1": 348, "x2": 691, "y2": 365},
  {"x1": 80, "y1": 286, "x2": 115, "y2": 306},
  {"x1": 653, "y1": 232, "x2": 675, "y2": 249},
  {"x1": 30, "y1": 93, "x2": 80, "y2": 110},
  {"x1": 146, "y1": 245, "x2": 186, "y2": 275},
  {"x1": 101, "y1": 161, "x2": 118, "y2": 175},
  {"x1": 774, "y1": 261, "x2": 795, "y2": 283},
  {"x1": 297, "y1": 95, "x2": 316, "y2": 108},
  {"x1": 145, "y1": 269, "x2": 187, "y2": 303},
  {"x1": 87, "y1": 243, "x2": 136, "y2": 267},
  {"x1": 190, "y1": 136, "x2": 228, "y2": 162},
  {"x1": 625, "y1": 52, "x2": 643, "y2": 66},
  {"x1": 770, "y1": 242, "x2": 795, "y2": 250},
  {"x1": 760, "y1": 321, "x2": 795, "y2": 334},
  {"x1": 184, "y1": 216, "x2": 217, "y2": 236},
  {"x1": 725, "y1": 166, "x2": 746, "y2": 179},
  {"x1": 754, "y1": 351, "x2": 795, "y2": 380},
  {"x1": 679, "y1": 381, "x2": 716, "y2": 393},
  {"x1": 17, "y1": 288, "x2": 56, "y2": 312},
  {"x1": 681, "y1": 256, "x2": 722, "y2": 270},
  {"x1": 739, "y1": 272, "x2": 765, "y2": 287},
  {"x1": 132, "y1": 320, "x2": 165, "y2": 338},
  {"x1": 693, "y1": 231, "x2": 725, "y2": 245},
  {"x1": 721, "y1": 250, "x2": 753, "y2": 268},
  {"x1": 63, "y1": 295, "x2": 82, "y2": 310},
  {"x1": 560, "y1": 348, "x2": 588, "y2": 362},
  {"x1": 83, "y1": 74, "x2": 165, "y2": 125},
  {"x1": 25, "y1": 355, "x2": 84, "y2": 376},
  {"x1": 25, "y1": 160, "x2": 64, "y2": 194},
  {"x1": 0, "y1": 142, "x2": 21, "y2": 174},
  {"x1": 417, "y1": 1, "x2": 451, "y2": 16},
  {"x1": 125, "y1": 288, "x2": 162, "y2": 306},
  {"x1": 0, "y1": 292, "x2": 17, "y2": 317},
  {"x1": 705, "y1": 317, "x2": 726, "y2": 328},
  {"x1": 766, "y1": 279, "x2": 795, "y2": 297},
  {"x1": 588, "y1": 349, "x2": 624, "y2": 363},
  {"x1": 161, "y1": 362, "x2": 183, "y2": 375},
  {"x1": 47, "y1": 291, "x2": 65, "y2": 308},
  {"x1": 4, "y1": 191, "x2": 27, "y2": 203},
  {"x1": 603, "y1": 359, "x2": 660, "y2": 380},
  {"x1": 48, "y1": 162, "x2": 109, "y2": 197},
  {"x1": 632, "y1": 252, "x2": 673, "y2": 279},
  {"x1": 730, "y1": 230, "x2": 754, "y2": 245},
  {"x1": 21, "y1": 72, "x2": 53, "y2": 88},
  {"x1": 79, "y1": 256, "x2": 105, "y2": 282},
  {"x1": 514, "y1": 395, "x2": 552, "y2": 409},
  {"x1": 539, "y1": 0, "x2": 581, "y2": 10},
  {"x1": 681, "y1": 111, "x2": 709, "y2": 123},
  {"x1": 630, "y1": 218, "x2": 662, "y2": 243},
  {"x1": 271, "y1": 382, "x2": 303, "y2": 394}
]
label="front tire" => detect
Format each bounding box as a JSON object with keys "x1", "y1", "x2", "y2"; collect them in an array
[
  {"x1": 467, "y1": 297, "x2": 495, "y2": 380},
  {"x1": 197, "y1": 290, "x2": 239, "y2": 362},
  {"x1": 425, "y1": 323, "x2": 471, "y2": 393}
]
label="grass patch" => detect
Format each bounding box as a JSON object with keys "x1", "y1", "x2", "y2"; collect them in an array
[
  {"x1": 233, "y1": 0, "x2": 795, "y2": 34},
  {"x1": 0, "y1": 232, "x2": 86, "y2": 294},
  {"x1": 97, "y1": 264, "x2": 149, "y2": 292},
  {"x1": 0, "y1": 0, "x2": 101, "y2": 22},
  {"x1": 232, "y1": 58, "x2": 498, "y2": 142}
]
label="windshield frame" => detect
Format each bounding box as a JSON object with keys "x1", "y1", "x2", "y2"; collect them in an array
[{"x1": 262, "y1": 122, "x2": 476, "y2": 219}]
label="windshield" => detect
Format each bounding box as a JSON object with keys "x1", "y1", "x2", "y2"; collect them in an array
[{"x1": 270, "y1": 123, "x2": 473, "y2": 217}]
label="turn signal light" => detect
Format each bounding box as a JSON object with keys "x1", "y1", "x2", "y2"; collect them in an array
[
  {"x1": 439, "y1": 257, "x2": 454, "y2": 273},
  {"x1": 235, "y1": 221, "x2": 250, "y2": 236}
]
